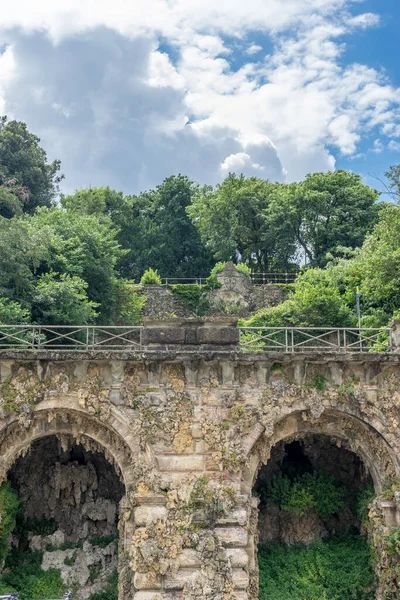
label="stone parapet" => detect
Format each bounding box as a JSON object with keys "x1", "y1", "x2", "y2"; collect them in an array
[{"x1": 141, "y1": 317, "x2": 240, "y2": 350}]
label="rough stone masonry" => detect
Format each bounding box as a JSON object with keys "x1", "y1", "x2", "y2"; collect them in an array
[{"x1": 1, "y1": 318, "x2": 400, "y2": 599}]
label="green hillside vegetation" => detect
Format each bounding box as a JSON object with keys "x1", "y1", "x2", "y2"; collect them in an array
[{"x1": 0, "y1": 115, "x2": 400, "y2": 330}]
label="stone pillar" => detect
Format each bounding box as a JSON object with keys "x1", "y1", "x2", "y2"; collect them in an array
[
  {"x1": 141, "y1": 318, "x2": 240, "y2": 351},
  {"x1": 390, "y1": 319, "x2": 400, "y2": 351}
]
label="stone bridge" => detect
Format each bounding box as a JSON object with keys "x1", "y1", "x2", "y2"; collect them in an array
[{"x1": 1, "y1": 319, "x2": 400, "y2": 599}]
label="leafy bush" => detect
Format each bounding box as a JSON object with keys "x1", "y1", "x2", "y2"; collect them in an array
[
  {"x1": 385, "y1": 527, "x2": 400, "y2": 558},
  {"x1": 267, "y1": 472, "x2": 346, "y2": 518},
  {"x1": 110, "y1": 282, "x2": 146, "y2": 325},
  {"x1": 0, "y1": 482, "x2": 20, "y2": 567},
  {"x1": 16, "y1": 515, "x2": 58, "y2": 537},
  {"x1": 355, "y1": 484, "x2": 375, "y2": 526},
  {"x1": 258, "y1": 536, "x2": 375, "y2": 600},
  {"x1": 140, "y1": 268, "x2": 162, "y2": 285},
  {"x1": 0, "y1": 549, "x2": 64, "y2": 600},
  {"x1": 170, "y1": 284, "x2": 209, "y2": 315}
]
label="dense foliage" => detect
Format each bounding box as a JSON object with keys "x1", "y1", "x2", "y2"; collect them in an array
[
  {"x1": 0, "y1": 549, "x2": 64, "y2": 599},
  {"x1": 0, "y1": 482, "x2": 20, "y2": 568},
  {"x1": 267, "y1": 472, "x2": 346, "y2": 518},
  {"x1": 0, "y1": 117, "x2": 63, "y2": 216},
  {"x1": 1, "y1": 116, "x2": 400, "y2": 328},
  {"x1": 258, "y1": 537, "x2": 375, "y2": 600}
]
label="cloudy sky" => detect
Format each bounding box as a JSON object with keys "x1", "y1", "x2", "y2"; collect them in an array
[{"x1": 0, "y1": 0, "x2": 399, "y2": 195}]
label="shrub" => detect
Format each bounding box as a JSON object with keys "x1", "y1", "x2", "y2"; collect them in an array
[
  {"x1": 170, "y1": 284, "x2": 209, "y2": 315},
  {"x1": 258, "y1": 536, "x2": 375, "y2": 600},
  {"x1": 355, "y1": 484, "x2": 375, "y2": 526},
  {"x1": 267, "y1": 472, "x2": 346, "y2": 518},
  {"x1": 1, "y1": 549, "x2": 64, "y2": 600},
  {"x1": 385, "y1": 527, "x2": 400, "y2": 558},
  {"x1": 140, "y1": 268, "x2": 162, "y2": 285},
  {"x1": 0, "y1": 482, "x2": 20, "y2": 567},
  {"x1": 110, "y1": 281, "x2": 146, "y2": 325},
  {"x1": 16, "y1": 515, "x2": 58, "y2": 537}
]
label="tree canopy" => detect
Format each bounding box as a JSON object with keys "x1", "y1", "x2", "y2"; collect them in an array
[
  {"x1": 0, "y1": 117, "x2": 63, "y2": 215},
  {"x1": 267, "y1": 170, "x2": 380, "y2": 267},
  {"x1": 1, "y1": 115, "x2": 399, "y2": 329}
]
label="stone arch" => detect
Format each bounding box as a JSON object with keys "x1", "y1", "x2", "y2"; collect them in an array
[
  {"x1": 0, "y1": 405, "x2": 145, "y2": 489},
  {"x1": 0, "y1": 405, "x2": 147, "y2": 600},
  {"x1": 242, "y1": 408, "x2": 400, "y2": 600},
  {"x1": 241, "y1": 408, "x2": 399, "y2": 496}
]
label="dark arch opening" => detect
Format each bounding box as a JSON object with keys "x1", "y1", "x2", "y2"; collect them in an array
[
  {"x1": 254, "y1": 434, "x2": 375, "y2": 600},
  {"x1": 0, "y1": 435, "x2": 125, "y2": 600}
]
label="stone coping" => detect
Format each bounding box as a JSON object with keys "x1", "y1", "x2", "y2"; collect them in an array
[{"x1": 1, "y1": 349, "x2": 400, "y2": 362}]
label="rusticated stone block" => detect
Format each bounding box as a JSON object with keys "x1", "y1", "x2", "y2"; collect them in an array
[
  {"x1": 232, "y1": 568, "x2": 250, "y2": 589},
  {"x1": 133, "y1": 571, "x2": 162, "y2": 589},
  {"x1": 197, "y1": 326, "x2": 239, "y2": 345},
  {"x1": 164, "y1": 568, "x2": 198, "y2": 590},
  {"x1": 216, "y1": 527, "x2": 248, "y2": 547},
  {"x1": 226, "y1": 548, "x2": 249, "y2": 568},
  {"x1": 134, "y1": 505, "x2": 168, "y2": 525},
  {"x1": 157, "y1": 455, "x2": 204, "y2": 472},
  {"x1": 141, "y1": 327, "x2": 185, "y2": 346}
]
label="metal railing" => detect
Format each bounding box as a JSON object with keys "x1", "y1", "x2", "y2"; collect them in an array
[
  {"x1": 0, "y1": 326, "x2": 141, "y2": 351},
  {"x1": 0, "y1": 595, "x2": 71, "y2": 600},
  {"x1": 239, "y1": 327, "x2": 392, "y2": 353},
  {"x1": 158, "y1": 273, "x2": 298, "y2": 286},
  {"x1": 161, "y1": 277, "x2": 207, "y2": 286},
  {"x1": 0, "y1": 325, "x2": 393, "y2": 353},
  {"x1": 250, "y1": 272, "x2": 298, "y2": 284}
]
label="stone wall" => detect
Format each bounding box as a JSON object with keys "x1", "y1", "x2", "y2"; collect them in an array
[
  {"x1": 137, "y1": 263, "x2": 291, "y2": 318},
  {"x1": 1, "y1": 344, "x2": 400, "y2": 599}
]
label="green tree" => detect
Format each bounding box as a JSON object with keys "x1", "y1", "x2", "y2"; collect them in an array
[
  {"x1": 384, "y1": 164, "x2": 400, "y2": 204},
  {"x1": 31, "y1": 272, "x2": 98, "y2": 325},
  {"x1": 268, "y1": 171, "x2": 380, "y2": 267},
  {"x1": 0, "y1": 116, "x2": 63, "y2": 214},
  {"x1": 188, "y1": 173, "x2": 293, "y2": 271},
  {"x1": 0, "y1": 208, "x2": 126, "y2": 324},
  {"x1": 241, "y1": 268, "x2": 355, "y2": 329},
  {"x1": 0, "y1": 215, "x2": 52, "y2": 306},
  {"x1": 0, "y1": 298, "x2": 30, "y2": 324},
  {"x1": 61, "y1": 178, "x2": 214, "y2": 280},
  {"x1": 30, "y1": 208, "x2": 124, "y2": 321}
]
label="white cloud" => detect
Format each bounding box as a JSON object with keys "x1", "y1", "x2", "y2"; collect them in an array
[
  {"x1": 372, "y1": 139, "x2": 384, "y2": 154},
  {"x1": 246, "y1": 44, "x2": 262, "y2": 56},
  {"x1": 388, "y1": 140, "x2": 400, "y2": 152},
  {"x1": 0, "y1": 0, "x2": 399, "y2": 192}
]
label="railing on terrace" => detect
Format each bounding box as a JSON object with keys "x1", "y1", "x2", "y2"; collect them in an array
[
  {"x1": 250, "y1": 272, "x2": 298, "y2": 284},
  {"x1": 0, "y1": 325, "x2": 393, "y2": 353},
  {"x1": 0, "y1": 594, "x2": 72, "y2": 600},
  {"x1": 160, "y1": 273, "x2": 298, "y2": 286},
  {"x1": 238, "y1": 327, "x2": 392, "y2": 353},
  {"x1": 161, "y1": 277, "x2": 207, "y2": 286},
  {"x1": 0, "y1": 325, "x2": 142, "y2": 351}
]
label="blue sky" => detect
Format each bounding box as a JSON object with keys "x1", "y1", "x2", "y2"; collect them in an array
[{"x1": 0, "y1": 0, "x2": 399, "y2": 195}]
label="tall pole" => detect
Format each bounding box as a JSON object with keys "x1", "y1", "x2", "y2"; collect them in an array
[
  {"x1": 356, "y1": 287, "x2": 361, "y2": 350},
  {"x1": 356, "y1": 287, "x2": 361, "y2": 329}
]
